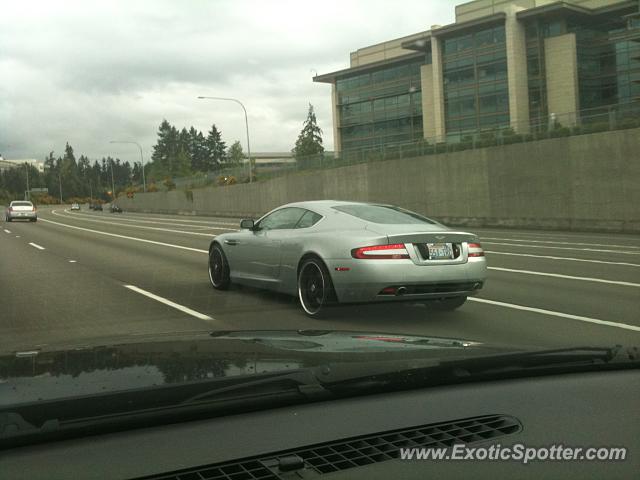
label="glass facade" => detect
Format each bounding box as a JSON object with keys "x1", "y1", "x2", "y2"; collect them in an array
[
  {"x1": 568, "y1": 13, "x2": 640, "y2": 116},
  {"x1": 336, "y1": 56, "x2": 426, "y2": 151},
  {"x1": 441, "y1": 24, "x2": 509, "y2": 141},
  {"x1": 324, "y1": 4, "x2": 639, "y2": 152},
  {"x1": 524, "y1": 19, "x2": 558, "y2": 128}
]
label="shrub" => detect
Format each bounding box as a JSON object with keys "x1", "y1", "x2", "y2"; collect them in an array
[
  {"x1": 549, "y1": 126, "x2": 571, "y2": 138},
  {"x1": 583, "y1": 122, "x2": 610, "y2": 134},
  {"x1": 147, "y1": 183, "x2": 158, "y2": 192},
  {"x1": 618, "y1": 117, "x2": 640, "y2": 129},
  {"x1": 163, "y1": 178, "x2": 176, "y2": 190}
]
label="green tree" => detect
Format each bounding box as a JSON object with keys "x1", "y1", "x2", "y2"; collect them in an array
[
  {"x1": 188, "y1": 126, "x2": 207, "y2": 172},
  {"x1": 205, "y1": 124, "x2": 227, "y2": 171},
  {"x1": 174, "y1": 147, "x2": 192, "y2": 177},
  {"x1": 292, "y1": 103, "x2": 324, "y2": 159},
  {"x1": 151, "y1": 119, "x2": 179, "y2": 177},
  {"x1": 227, "y1": 140, "x2": 244, "y2": 164}
]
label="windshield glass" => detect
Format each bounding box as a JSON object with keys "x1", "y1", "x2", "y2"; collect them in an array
[
  {"x1": 1, "y1": 0, "x2": 639, "y2": 434},
  {"x1": 334, "y1": 204, "x2": 437, "y2": 224}
]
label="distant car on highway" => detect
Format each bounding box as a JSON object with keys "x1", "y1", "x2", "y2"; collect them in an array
[
  {"x1": 5, "y1": 200, "x2": 37, "y2": 222},
  {"x1": 70, "y1": 203, "x2": 81, "y2": 211},
  {"x1": 110, "y1": 204, "x2": 122, "y2": 213},
  {"x1": 93, "y1": 203, "x2": 103, "y2": 211},
  {"x1": 208, "y1": 201, "x2": 487, "y2": 317}
]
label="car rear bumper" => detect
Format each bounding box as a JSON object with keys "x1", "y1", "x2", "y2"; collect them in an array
[
  {"x1": 7, "y1": 212, "x2": 37, "y2": 220},
  {"x1": 325, "y1": 258, "x2": 487, "y2": 303}
]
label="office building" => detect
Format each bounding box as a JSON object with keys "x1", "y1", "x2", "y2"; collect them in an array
[{"x1": 314, "y1": 0, "x2": 640, "y2": 152}]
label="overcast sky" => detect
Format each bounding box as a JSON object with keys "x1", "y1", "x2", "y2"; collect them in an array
[{"x1": 0, "y1": 0, "x2": 456, "y2": 165}]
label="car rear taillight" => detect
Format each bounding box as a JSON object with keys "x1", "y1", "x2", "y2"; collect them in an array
[
  {"x1": 8, "y1": 207, "x2": 12, "y2": 212},
  {"x1": 351, "y1": 243, "x2": 409, "y2": 259},
  {"x1": 468, "y1": 242, "x2": 485, "y2": 257}
]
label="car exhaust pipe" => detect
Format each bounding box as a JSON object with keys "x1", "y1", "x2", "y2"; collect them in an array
[
  {"x1": 396, "y1": 287, "x2": 407, "y2": 296},
  {"x1": 473, "y1": 282, "x2": 482, "y2": 290}
]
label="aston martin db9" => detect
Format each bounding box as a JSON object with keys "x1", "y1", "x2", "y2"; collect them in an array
[{"x1": 208, "y1": 201, "x2": 487, "y2": 316}]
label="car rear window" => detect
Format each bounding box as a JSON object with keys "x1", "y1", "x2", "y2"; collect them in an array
[
  {"x1": 11, "y1": 201, "x2": 33, "y2": 207},
  {"x1": 332, "y1": 204, "x2": 437, "y2": 224}
]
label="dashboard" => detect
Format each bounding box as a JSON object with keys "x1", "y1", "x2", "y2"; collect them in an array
[{"x1": 1, "y1": 369, "x2": 638, "y2": 479}]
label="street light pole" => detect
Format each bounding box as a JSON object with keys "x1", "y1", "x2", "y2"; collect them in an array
[
  {"x1": 197, "y1": 96, "x2": 253, "y2": 183},
  {"x1": 58, "y1": 169, "x2": 63, "y2": 204},
  {"x1": 24, "y1": 163, "x2": 30, "y2": 200},
  {"x1": 109, "y1": 140, "x2": 146, "y2": 192},
  {"x1": 110, "y1": 159, "x2": 116, "y2": 203}
]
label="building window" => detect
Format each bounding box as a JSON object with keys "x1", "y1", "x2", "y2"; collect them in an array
[
  {"x1": 441, "y1": 24, "x2": 510, "y2": 138},
  {"x1": 336, "y1": 56, "x2": 424, "y2": 151}
]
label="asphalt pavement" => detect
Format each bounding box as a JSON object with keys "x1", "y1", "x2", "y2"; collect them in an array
[{"x1": 1, "y1": 206, "x2": 639, "y2": 352}]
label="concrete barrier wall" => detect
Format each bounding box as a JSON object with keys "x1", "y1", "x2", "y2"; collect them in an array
[{"x1": 118, "y1": 128, "x2": 640, "y2": 232}]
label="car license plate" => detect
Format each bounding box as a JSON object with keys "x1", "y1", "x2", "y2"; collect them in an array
[{"x1": 427, "y1": 243, "x2": 453, "y2": 260}]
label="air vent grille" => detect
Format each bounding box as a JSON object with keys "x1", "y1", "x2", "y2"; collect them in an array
[{"x1": 137, "y1": 414, "x2": 521, "y2": 480}]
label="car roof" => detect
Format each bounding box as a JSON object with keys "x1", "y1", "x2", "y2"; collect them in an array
[
  {"x1": 10, "y1": 200, "x2": 33, "y2": 205},
  {"x1": 278, "y1": 200, "x2": 381, "y2": 214}
]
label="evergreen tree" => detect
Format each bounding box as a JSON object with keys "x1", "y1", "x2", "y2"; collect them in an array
[
  {"x1": 205, "y1": 124, "x2": 227, "y2": 171},
  {"x1": 151, "y1": 119, "x2": 179, "y2": 176},
  {"x1": 188, "y1": 126, "x2": 207, "y2": 172},
  {"x1": 292, "y1": 103, "x2": 324, "y2": 159}
]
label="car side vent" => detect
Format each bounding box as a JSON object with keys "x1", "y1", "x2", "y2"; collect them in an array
[{"x1": 136, "y1": 414, "x2": 521, "y2": 480}]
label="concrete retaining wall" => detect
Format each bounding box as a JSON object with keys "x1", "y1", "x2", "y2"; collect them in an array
[{"x1": 118, "y1": 128, "x2": 640, "y2": 232}]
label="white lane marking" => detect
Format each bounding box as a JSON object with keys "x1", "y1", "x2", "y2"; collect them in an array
[
  {"x1": 29, "y1": 242, "x2": 45, "y2": 250},
  {"x1": 38, "y1": 217, "x2": 208, "y2": 254},
  {"x1": 69, "y1": 260, "x2": 77, "y2": 263},
  {"x1": 52, "y1": 210, "x2": 218, "y2": 237},
  {"x1": 483, "y1": 241, "x2": 640, "y2": 255},
  {"x1": 482, "y1": 237, "x2": 640, "y2": 249},
  {"x1": 117, "y1": 212, "x2": 238, "y2": 226},
  {"x1": 66, "y1": 210, "x2": 234, "y2": 231},
  {"x1": 476, "y1": 229, "x2": 640, "y2": 242},
  {"x1": 488, "y1": 266, "x2": 640, "y2": 288},
  {"x1": 124, "y1": 285, "x2": 213, "y2": 321},
  {"x1": 3, "y1": 229, "x2": 10, "y2": 234},
  {"x1": 469, "y1": 297, "x2": 640, "y2": 332},
  {"x1": 15, "y1": 235, "x2": 20, "y2": 238},
  {"x1": 485, "y1": 250, "x2": 640, "y2": 268}
]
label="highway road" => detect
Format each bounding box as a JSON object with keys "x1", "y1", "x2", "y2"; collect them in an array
[{"x1": 1, "y1": 206, "x2": 639, "y2": 353}]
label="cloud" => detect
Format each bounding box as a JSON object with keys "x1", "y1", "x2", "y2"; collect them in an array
[{"x1": 0, "y1": 0, "x2": 456, "y2": 164}]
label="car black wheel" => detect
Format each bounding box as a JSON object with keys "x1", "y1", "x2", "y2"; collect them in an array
[
  {"x1": 298, "y1": 257, "x2": 335, "y2": 317},
  {"x1": 30, "y1": 218, "x2": 37, "y2": 222},
  {"x1": 426, "y1": 296, "x2": 467, "y2": 311},
  {"x1": 209, "y1": 244, "x2": 230, "y2": 290},
  {"x1": 6, "y1": 217, "x2": 11, "y2": 222}
]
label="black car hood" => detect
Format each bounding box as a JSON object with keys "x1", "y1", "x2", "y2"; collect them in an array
[{"x1": 0, "y1": 330, "x2": 526, "y2": 407}]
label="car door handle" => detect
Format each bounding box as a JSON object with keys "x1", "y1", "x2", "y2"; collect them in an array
[{"x1": 224, "y1": 239, "x2": 238, "y2": 246}]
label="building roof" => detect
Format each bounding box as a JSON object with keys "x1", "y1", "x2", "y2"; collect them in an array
[{"x1": 313, "y1": 52, "x2": 425, "y2": 83}]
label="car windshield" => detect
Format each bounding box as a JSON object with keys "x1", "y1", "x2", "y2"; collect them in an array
[{"x1": 1, "y1": 0, "x2": 639, "y2": 440}]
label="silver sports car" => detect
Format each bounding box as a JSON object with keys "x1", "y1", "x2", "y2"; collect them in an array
[{"x1": 209, "y1": 201, "x2": 487, "y2": 317}]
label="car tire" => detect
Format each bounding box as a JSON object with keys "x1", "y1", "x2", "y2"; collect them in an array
[
  {"x1": 6, "y1": 217, "x2": 11, "y2": 222},
  {"x1": 426, "y1": 296, "x2": 467, "y2": 311},
  {"x1": 298, "y1": 257, "x2": 336, "y2": 318},
  {"x1": 209, "y1": 243, "x2": 230, "y2": 290},
  {"x1": 30, "y1": 218, "x2": 37, "y2": 222}
]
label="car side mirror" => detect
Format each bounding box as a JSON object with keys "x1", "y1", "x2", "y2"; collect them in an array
[{"x1": 240, "y1": 219, "x2": 255, "y2": 230}]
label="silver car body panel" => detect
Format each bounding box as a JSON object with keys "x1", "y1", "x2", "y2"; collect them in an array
[
  {"x1": 6, "y1": 201, "x2": 37, "y2": 220},
  {"x1": 212, "y1": 200, "x2": 487, "y2": 303}
]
